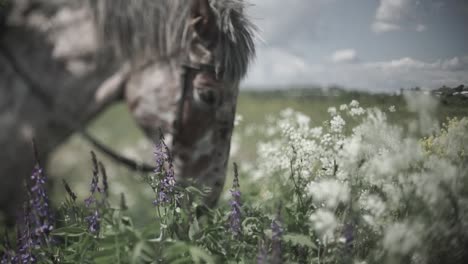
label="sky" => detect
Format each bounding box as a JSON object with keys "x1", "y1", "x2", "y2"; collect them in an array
[{"x1": 243, "y1": 0, "x2": 468, "y2": 92}]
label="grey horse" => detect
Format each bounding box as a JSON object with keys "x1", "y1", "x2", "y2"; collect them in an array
[{"x1": 0, "y1": 0, "x2": 256, "y2": 223}]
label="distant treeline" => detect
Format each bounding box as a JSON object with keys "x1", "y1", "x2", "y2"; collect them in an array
[{"x1": 241, "y1": 84, "x2": 468, "y2": 104}]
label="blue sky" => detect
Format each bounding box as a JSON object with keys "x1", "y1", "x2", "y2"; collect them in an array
[{"x1": 243, "y1": 0, "x2": 468, "y2": 92}]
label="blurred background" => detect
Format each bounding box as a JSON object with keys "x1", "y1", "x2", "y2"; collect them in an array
[{"x1": 4, "y1": 0, "x2": 467, "y2": 226}]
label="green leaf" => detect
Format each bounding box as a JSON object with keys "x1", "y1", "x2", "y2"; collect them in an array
[
  {"x1": 189, "y1": 246, "x2": 215, "y2": 264},
  {"x1": 242, "y1": 217, "x2": 261, "y2": 235},
  {"x1": 188, "y1": 218, "x2": 201, "y2": 241},
  {"x1": 282, "y1": 233, "x2": 317, "y2": 249},
  {"x1": 51, "y1": 226, "x2": 87, "y2": 237},
  {"x1": 185, "y1": 186, "x2": 206, "y2": 197},
  {"x1": 131, "y1": 241, "x2": 156, "y2": 264},
  {"x1": 92, "y1": 249, "x2": 116, "y2": 263}
]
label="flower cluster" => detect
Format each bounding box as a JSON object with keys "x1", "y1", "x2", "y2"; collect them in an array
[
  {"x1": 83, "y1": 151, "x2": 108, "y2": 234},
  {"x1": 152, "y1": 139, "x2": 176, "y2": 207},
  {"x1": 2, "y1": 154, "x2": 54, "y2": 263},
  {"x1": 252, "y1": 96, "x2": 468, "y2": 263},
  {"x1": 15, "y1": 204, "x2": 37, "y2": 264},
  {"x1": 28, "y1": 164, "x2": 54, "y2": 240}
]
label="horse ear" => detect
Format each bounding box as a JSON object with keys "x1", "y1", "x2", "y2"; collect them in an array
[{"x1": 190, "y1": 0, "x2": 218, "y2": 45}]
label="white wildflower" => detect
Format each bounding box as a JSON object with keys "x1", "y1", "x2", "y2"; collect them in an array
[
  {"x1": 296, "y1": 112, "x2": 311, "y2": 127},
  {"x1": 359, "y1": 194, "x2": 386, "y2": 217},
  {"x1": 349, "y1": 100, "x2": 360, "y2": 108},
  {"x1": 307, "y1": 180, "x2": 350, "y2": 208},
  {"x1": 388, "y1": 105, "x2": 396, "y2": 112},
  {"x1": 328, "y1": 107, "x2": 337, "y2": 116},
  {"x1": 310, "y1": 127, "x2": 323, "y2": 138},
  {"x1": 349, "y1": 106, "x2": 366, "y2": 116},
  {"x1": 362, "y1": 214, "x2": 376, "y2": 229},
  {"x1": 383, "y1": 222, "x2": 423, "y2": 255},
  {"x1": 252, "y1": 100, "x2": 468, "y2": 263},
  {"x1": 309, "y1": 209, "x2": 338, "y2": 242},
  {"x1": 321, "y1": 133, "x2": 333, "y2": 147},
  {"x1": 330, "y1": 115, "x2": 346, "y2": 133}
]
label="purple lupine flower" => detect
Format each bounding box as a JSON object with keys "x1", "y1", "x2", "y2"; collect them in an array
[
  {"x1": 83, "y1": 152, "x2": 106, "y2": 234},
  {"x1": 5, "y1": 145, "x2": 53, "y2": 263},
  {"x1": 85, "y1": 210, "x2": 100, "y2": 234},
  {"x1": 1, "y1": 253, "x2": 8, "y2": 264},
  {"x1": 152, "y1": 140, "x2": 176, "y2": 207},
  {"x1": 28, "y1": 163, "x2": 54, "y2": 241},
  {"x1": 0, "y1": 254, "x2": 10, "y2": 264},
  {"x1": 229, "y1": 163, "x2": 242, "y2": 237},
  {"x1": 271, "y1": 206, "x2": 283, "y2": 264},
  {"x1": 16, "y1": 204, "x2": 37, "y2": 264}
]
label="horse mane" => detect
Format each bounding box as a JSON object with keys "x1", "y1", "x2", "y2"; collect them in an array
[
  {"x1": 209, "y1": 0, "x2": 257, "y2": 82},
  {"x1": 89, "y1": 0, "x2": 256, "y2": 82}
]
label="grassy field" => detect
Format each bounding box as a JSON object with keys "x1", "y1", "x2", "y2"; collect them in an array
[
  {"x1": 2, "y1": 88, "x2": 467, "y2": 263},
  {"x1": 47, "y1": 89, "x2": 468, "y2": 226}
]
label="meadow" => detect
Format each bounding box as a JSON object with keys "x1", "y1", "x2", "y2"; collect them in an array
[
  {"x1": 2, "y1": 88, "x2": 468, "y2": 263},
  {"x1": 47, "y1": 88, "x2": 467, "y2": 213},
  {"x1": 45, "y1": 89, "x2": 415, "y2": 222}
]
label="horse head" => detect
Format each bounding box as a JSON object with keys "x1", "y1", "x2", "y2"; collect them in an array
[{"x1": 91, "y1": 0, "x2": 256, "y2": 206}]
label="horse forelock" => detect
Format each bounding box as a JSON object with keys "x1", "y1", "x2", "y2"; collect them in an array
[
  {"x1": 210, "y1": 0, "x2": 257, "y2": 82},
  {"x1": 89, "y1": 0, "x2": 256, "y2": 82}
]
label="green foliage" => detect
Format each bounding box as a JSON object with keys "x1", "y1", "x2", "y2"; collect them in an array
[{"x1": 3, "y1": 92, "x2": 468, "y2": 263}]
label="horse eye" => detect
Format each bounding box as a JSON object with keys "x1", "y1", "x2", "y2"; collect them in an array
[
  {"x1": 200, "y1": 90, "x2": 217, "y2": 105},
  {"x1": 195, "y1": 88, "x2": 219, "y2": 107}
]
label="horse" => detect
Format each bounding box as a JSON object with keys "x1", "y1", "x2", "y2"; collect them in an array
[
  {"x1": 0, "y1": 0, "x2": 256, "y2": 222},
  {"x1": 91, "y1": 0, "x2": 256, "y2": 206}
]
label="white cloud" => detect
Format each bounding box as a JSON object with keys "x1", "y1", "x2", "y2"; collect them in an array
[
  {"x1": 367, "y1": 56, "x2": 468, "y2": 72},
  {"x1": 441, "y1": 56, "x2": 468, "y2": 71},
  {"x1": 330, "y1": 49, "x2": 358, "y2": 63},
  {"x1": 244, "y1": 53, "x2": 468, "y2": 92},
  {"x1": 375, "y1": 0, "x2": 411, "y2": 22},
  {"x1": 372, "y1": 0, "x2": 426, "y2": 33},
  {"x1": 372, "y1": 21, "x2": 401, "y2": 33}
]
